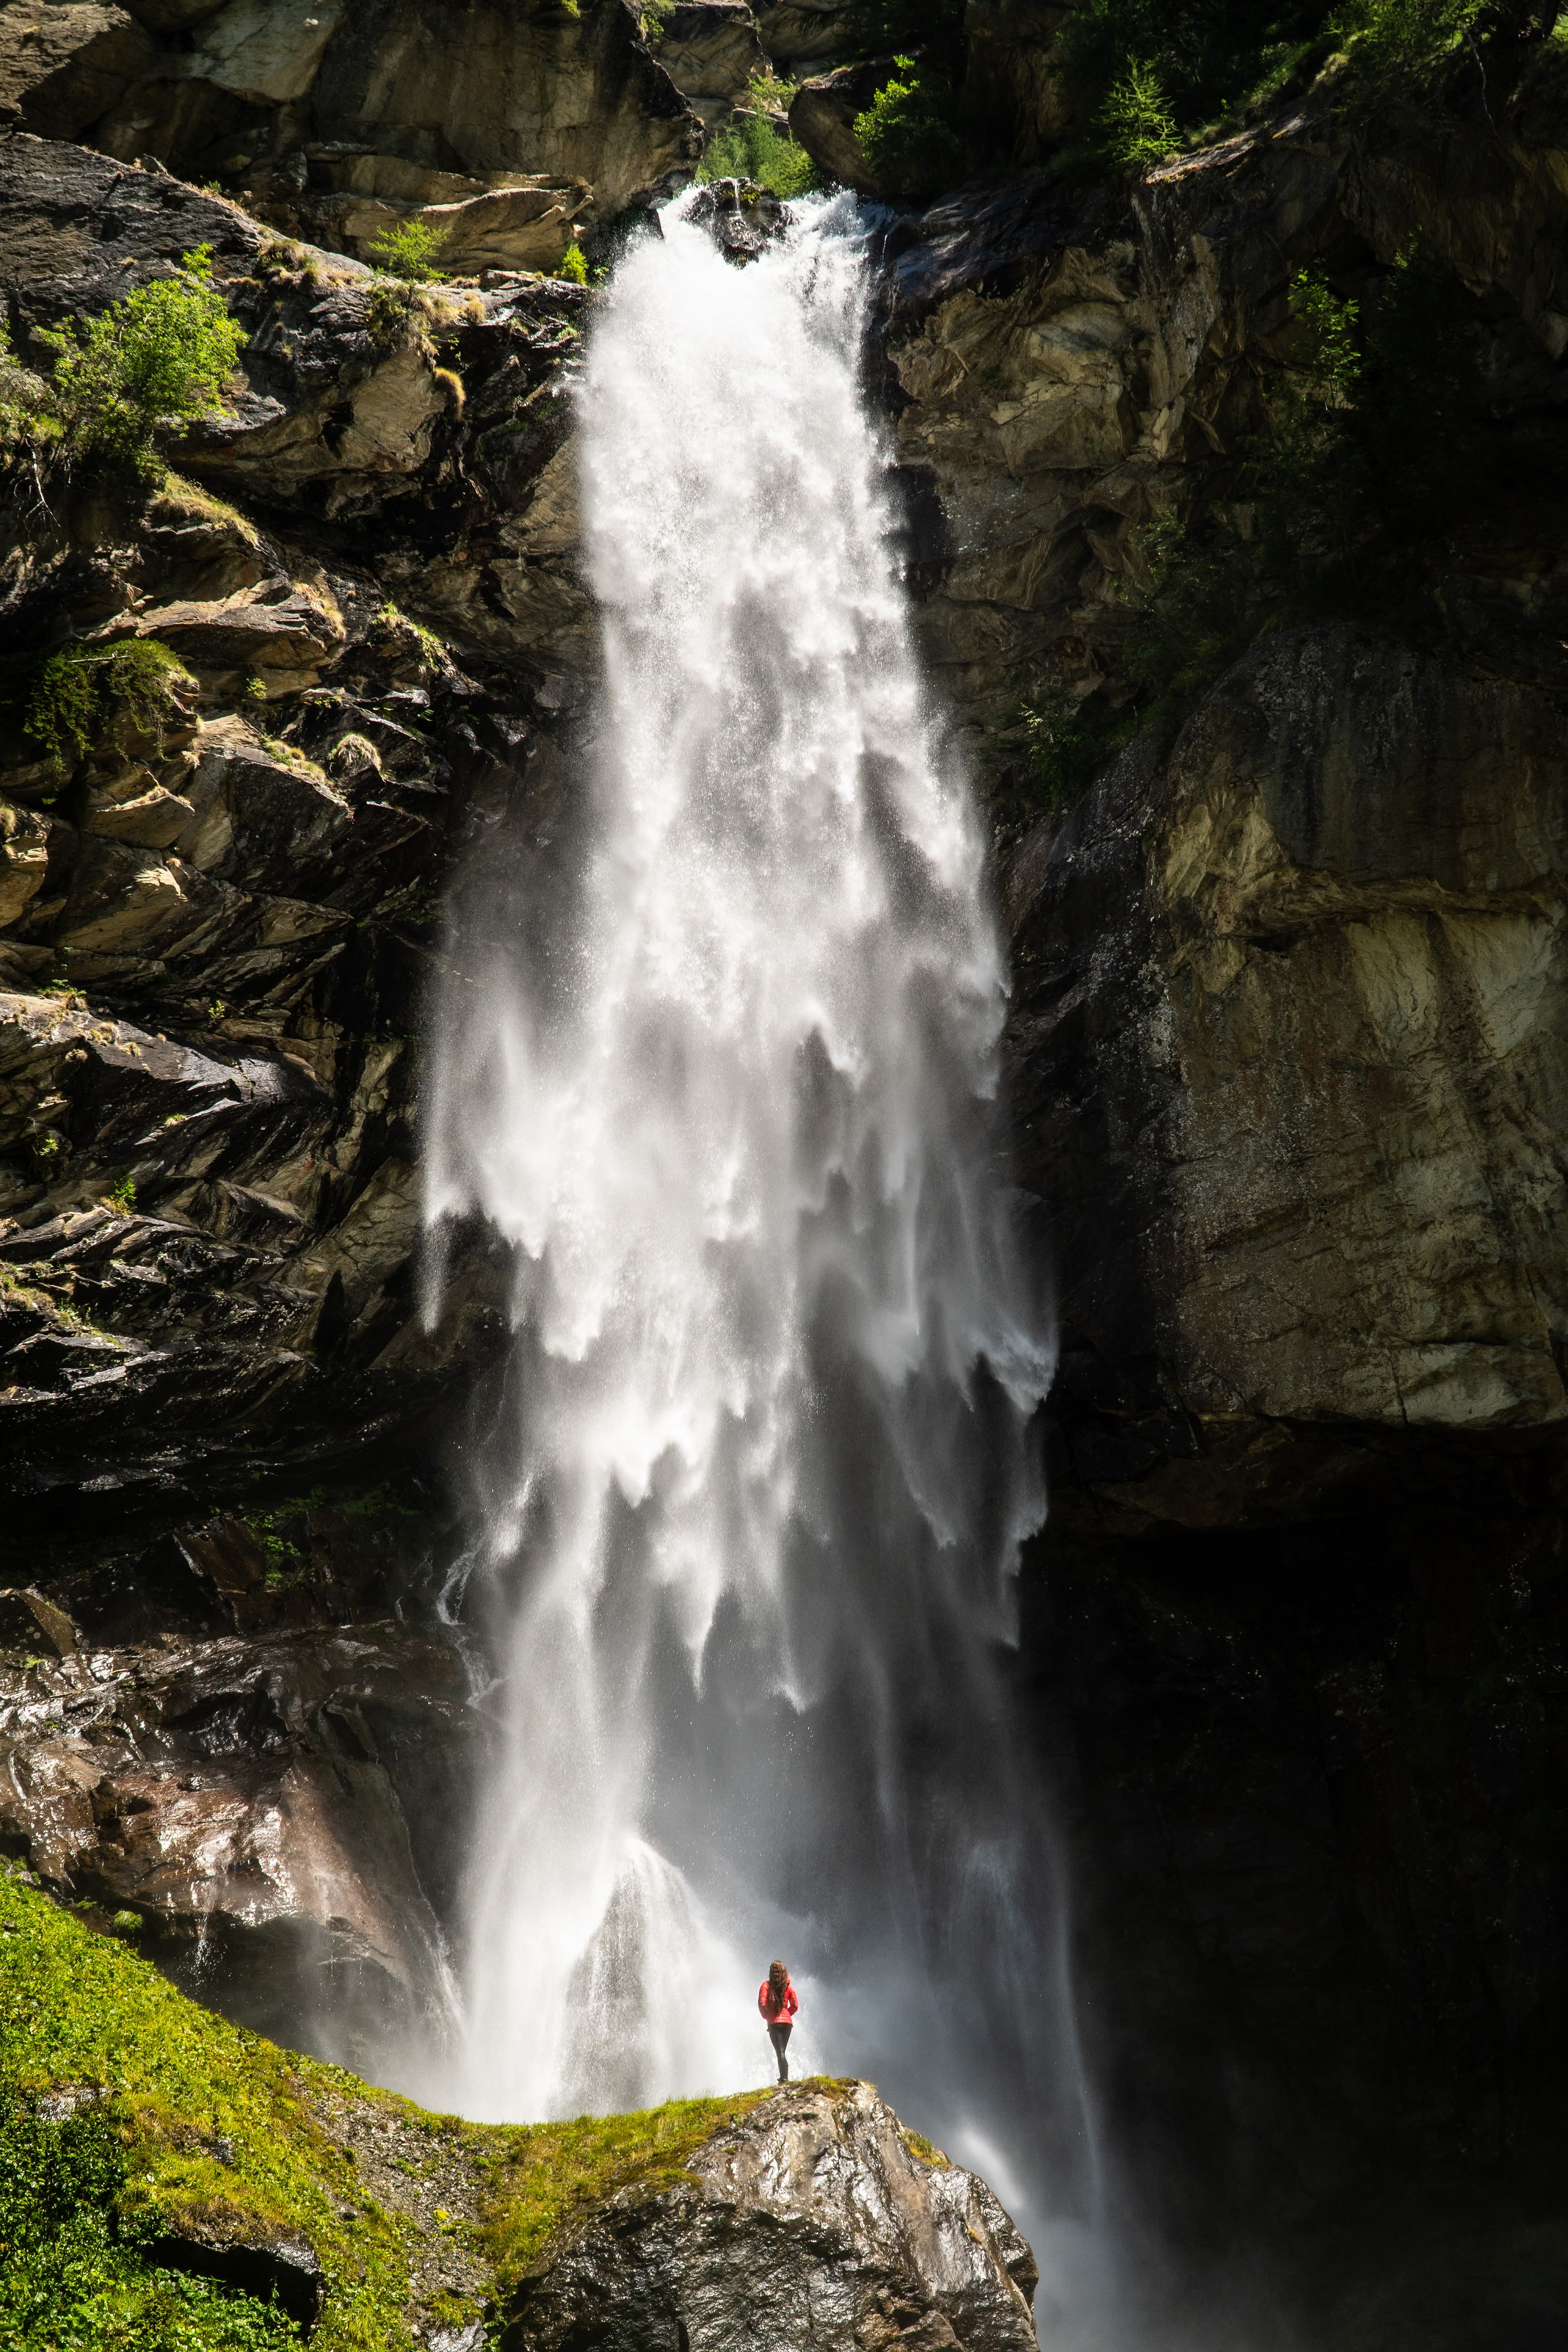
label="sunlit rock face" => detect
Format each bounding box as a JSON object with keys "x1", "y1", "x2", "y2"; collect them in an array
[
  {"x1": 503, "y1": 2080, "x2": 1040, "y2": 2352},
  {"x1": 0, "y1": 1616, "x2": 470, "y2": 2066},
  {"x1": 1011, "y1": 622, "x2": 1568, "y2": 1497},
  {"x1": 1, "y1": 0, "x2": 702, "y2": 237},
  {"x1": 864, "y1": 98, "x2": 1568, "y2": 1513}
]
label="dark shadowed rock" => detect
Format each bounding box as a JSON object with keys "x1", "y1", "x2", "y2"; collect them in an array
[
  {"x1": 503, "y1": 2080, "x2": 1038, "y2": 2352},
  {"x1": 148, "y1": 2229, "x2": 325, "y2": 2332},
  {"x1": 752, "y1": 0, "x2": 851, "y2": 72}
]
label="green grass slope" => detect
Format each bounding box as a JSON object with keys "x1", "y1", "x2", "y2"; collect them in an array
[{"x1": 0, "y1": 1864, "x2": 769, "y2": 2348}]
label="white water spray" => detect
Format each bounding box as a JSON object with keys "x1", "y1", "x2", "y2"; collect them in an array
[{"x1": 423, "y1": 193, "x2": 1095, "y2": 2234}]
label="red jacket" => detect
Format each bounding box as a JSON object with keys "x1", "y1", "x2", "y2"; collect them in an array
[{"x1": 759, "y1": 1978, "x2": 798, "y2": 2025}]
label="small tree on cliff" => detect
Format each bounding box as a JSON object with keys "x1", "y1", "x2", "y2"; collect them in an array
[{"x1": 30, "y1": 245, "x2": 244, "y2": 478}]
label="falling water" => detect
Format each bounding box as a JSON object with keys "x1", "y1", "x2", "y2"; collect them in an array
[{"x1": 422, "y1": 192, "x2": 1097, "y2": 2241}]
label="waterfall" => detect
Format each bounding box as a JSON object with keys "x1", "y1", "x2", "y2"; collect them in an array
[{"x1": 422, "y1": 192, "x2": 1095, "y2": 2236}]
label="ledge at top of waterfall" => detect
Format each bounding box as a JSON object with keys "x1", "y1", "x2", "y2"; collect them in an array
[{"x1": 500, "y1": 2077, "x2": 1041, "y2": 2352}]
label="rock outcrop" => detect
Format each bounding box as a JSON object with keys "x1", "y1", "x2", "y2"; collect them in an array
[
  {"x1": 0, "y1": 135, "x2": 598, "y2": 1529},
  {"x1": 653, "y1": 0, "x2": 768, "y2": 128},
  {"x1": 0, "y1": 1607, "x2": 472, "y2": 2059},
  {"x1": 502, "y1": 2081, "x2": 1040, "y2": 2352},
  {"x1": 0, "y1": 0, "x2": 702, "y2": 239},
  {"x1": 789, "y1": 55, "x2": 897, "y2": 189}
]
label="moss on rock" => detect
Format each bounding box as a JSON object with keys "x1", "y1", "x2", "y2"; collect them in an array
[{"x1": 0, "y1": 1865, "x2": 775, "y2": 2348}]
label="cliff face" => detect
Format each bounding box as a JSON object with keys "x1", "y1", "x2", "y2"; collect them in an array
[
  {"x1": 862, "y1": 91, "x2": 1568, "y2": 2273},
  {"x1": 1, "y1": 11, "x2": 1566, "y2": 2335}
]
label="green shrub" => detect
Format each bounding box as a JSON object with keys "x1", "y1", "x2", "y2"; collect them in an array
[
  {"x1": 557, "y1": 241, "x2": 589, "y2": 284},
  {"x1": 1009, "y1": 682, "x2": 1110, "y2": 821},
  {"x1": 1325, "y1": 0, "x2": 1486, "y2": 103},
  {"x1": 699, "y1": 76, "x2": 820, "y2": 195},
  {"x1": 1055, "y1": 0, "x2": 1333, "y2": 162},
  {"x1": 9, "y1": 638, "x2": 195, "y2": 775},
  {"x1": 1095, "y1": 56, "x2": 1180, "y2": 168},
  {"x1": 37, "y1": 245, "x2": 244, "y2": 477},
  {"x1": 0, "y1": 322, "x2": 52, "y2": 454},
  {"x1": 365, "y1": 216, "x2": 449, "y2": 281},
  {"x1": 853, "y1": 62, "x2": 965, "y2": 197}
]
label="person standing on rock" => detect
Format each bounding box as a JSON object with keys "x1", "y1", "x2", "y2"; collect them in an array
[{"x1": 758, "y1": 1959, "x2": 799, "y2": 2081}]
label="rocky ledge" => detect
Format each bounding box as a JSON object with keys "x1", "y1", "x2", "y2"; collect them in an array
[
  {"x1": 505, "y1": 2080, "x2": 1039, "y2": 2352},
  {"x1": 3, "y1": 1870, "x2": 1037, "y2": 2352}
]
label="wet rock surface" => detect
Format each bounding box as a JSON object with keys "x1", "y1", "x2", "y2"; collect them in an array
[
  {"x1": 0, "y1": 1605, "x2": 476, "y2": 2058},
  {"x1": 685, "y1": 173, "x2": 788, "y2": 261},
  {"x1": 503, "y1": 2081, "x2": 1039, "y2": 2352}
]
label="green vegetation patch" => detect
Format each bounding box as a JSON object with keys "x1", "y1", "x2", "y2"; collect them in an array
[
  {"x1": 699, "y1": 75, "x2": 820, "y2": 197},
  {"x1": 475, "y1": 2089, "x2": 771, "y2": 2297},
  {"x1": 0, "y1": 637, "x2": 195, "y2": 777},
  {"x1": 854, "y1": 62, "x2": 965, "y2": 198},
  {"x1": 0, "y1": 1868, "x2": 785, "y2": 2349},
  {"x1": 366, "y1": 217, "x2": 449, "y2": 282},
  {"x1": 2, "y1": 245, "x2": 246, "y2": 481},
  {"x1": 0, "y1": 1866, "x2": 421, "y2": 2348}
]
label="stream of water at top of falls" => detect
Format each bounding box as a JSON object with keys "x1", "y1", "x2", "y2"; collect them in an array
[{"x1": 420, "y1": 189, "x2": 1101, "y2": 2260}]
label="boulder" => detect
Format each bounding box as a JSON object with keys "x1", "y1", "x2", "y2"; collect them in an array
[
  {"x1": 318, "y1": 176, "x2": 593, "y2": 275},
  {"x1": 502, "y1": 2079, "x2": 1039, "y2": 2352},
  {"x1": 686, "y1": 174, "x2": 788, "y2": 261},
  {"x1": 751, "y1": 0, "x2": 850, "y2": 71},
  {"x1": 0, "y1": 1584, "x2": 76, "y2": 1655},
  {"x1": 787, "y1": 57, "x2": 900, "y2": 191},
  {"x1": 0, "y1": 1621, "x2": 472, "y2": 2057},
  {"x1": 654, "y1": 2, "x2": 767, "y2": 126}
]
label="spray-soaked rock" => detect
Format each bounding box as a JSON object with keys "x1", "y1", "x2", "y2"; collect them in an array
[
  {"x1": 501, "y1": 2079, "x2": 1039, "y2": 2352},
  {"x1": 684, "y1": 176, "x2": 788, "y2": 263}
]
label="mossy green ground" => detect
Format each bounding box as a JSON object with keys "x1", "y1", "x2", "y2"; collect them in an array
[{"x1": 0, "y1": 1867, "x2": 771, "y2": 2346}]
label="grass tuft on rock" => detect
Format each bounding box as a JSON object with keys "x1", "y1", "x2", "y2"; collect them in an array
[{"x1": 474, "y1": 2091, "x2": 769, "y2": 2298}]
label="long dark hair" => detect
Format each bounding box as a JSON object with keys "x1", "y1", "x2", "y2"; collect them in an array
[{"x1": 768, "y1": 1959, "x2": 788, "y2": 1999}]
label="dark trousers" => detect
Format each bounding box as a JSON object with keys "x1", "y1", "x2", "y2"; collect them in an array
[{"x1": 767, "y1": 2021, "x2": 792, "y2": 2080}]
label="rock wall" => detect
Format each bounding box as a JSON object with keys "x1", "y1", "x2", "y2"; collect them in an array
[
  {"x1": 1, "y1": 0, "x2": 702, "y2": 260},
  {"x1": 0, "y1": 131, "x2": 593, "y2": 1992},
  {"x1": 856, "y1": 82, "x2": 1568, "y2": 2277}
]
